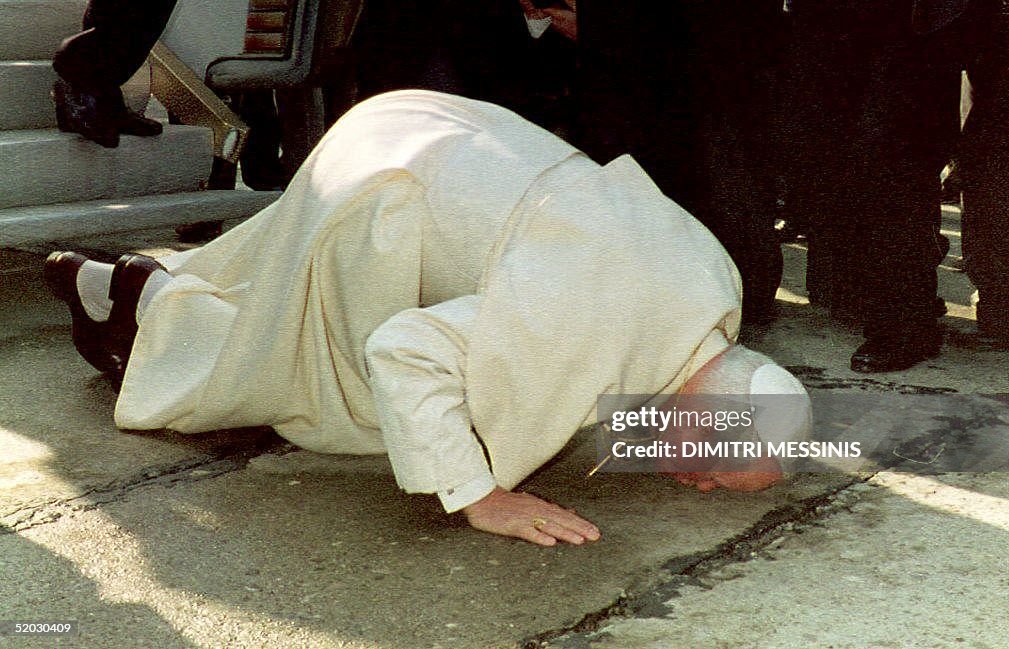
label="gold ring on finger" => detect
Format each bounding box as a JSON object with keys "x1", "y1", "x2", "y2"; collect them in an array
[{"x1": 532, "y1": 517, "x2": 548, "y2": 529}]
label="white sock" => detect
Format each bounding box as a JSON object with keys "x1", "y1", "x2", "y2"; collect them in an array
[
  {"x1": 136, "y1": 268, "x2": 173, "y2": 323},
  {"x1": 76, "y1": 261, "x2": 114, "y2": 321}
]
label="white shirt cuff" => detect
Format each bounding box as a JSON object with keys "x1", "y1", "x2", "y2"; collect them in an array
[
  {"x1": 438, "y1": 472, "x2": 498, "y2": 513},
  {"x1": 525, "y1": 15, "x2": 552, "y2": 39}
]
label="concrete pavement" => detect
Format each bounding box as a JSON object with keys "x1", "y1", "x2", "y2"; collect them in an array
[{"x1": 2, "y1": 205, "x2": 1008, "y2": 648}]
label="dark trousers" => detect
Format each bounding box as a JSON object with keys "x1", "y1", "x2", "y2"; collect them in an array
[
  {"x1": 353, "y1": 0, "x2": 574, "y2": 130},
  {"x1": 785, "y1": 0, "x2": 992, "y2": 337},
  {"x1": 574, "y1": 1, "x2": 788, "y2": 323},
  {"x1": 53, "y1": 0, "x2": 178, "y2": 92},
  {"x1": 960, "y1": 7, "x2": 1009, "y2": 330}
]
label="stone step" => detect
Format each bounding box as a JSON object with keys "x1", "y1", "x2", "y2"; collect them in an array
[
  {"x1": 0, "y1": 60, "x2": 57, "y2": 130},
  {"x1": 0, "y1": 0, "x2": 85, "y2": 61},
  {"x1": 0, "y1": 189, "x2": 280, "y2": 246},
  {"x1": 0, "y1": 123, "x2": 213, "y2": 210},
  {"x1": 0, "y1": 60, "x2": 151, "y2": 131}
]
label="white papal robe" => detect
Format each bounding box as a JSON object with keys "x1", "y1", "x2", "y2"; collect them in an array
[{"x1": 114, "y1": 90, "x2": 742, "y2": 509}]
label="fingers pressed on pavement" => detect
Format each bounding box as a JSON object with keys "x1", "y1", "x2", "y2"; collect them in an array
[
  {"x1": 522, "y1": 527, "x2": 559, "y2": 546},
  {"x1": 538, "y1": 520, "x2": 587, "y2": 545}
]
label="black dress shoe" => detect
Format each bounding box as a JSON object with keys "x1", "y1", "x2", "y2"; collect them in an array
[
  {"x1": 105, "y1": 253, "x2": 167, "y2": 381},
  {"x1": 969, "y1": 331, "x2": 1009, "y2": 351},
  {"x1": 974, "y1": 302, "x2": 1009, "y2": 350},
  {"x1": 850, "y1": 328, "x2": 943, "y2": 373},
  {"x1": 51, "y1": 78, "x2": 119, "y2": 148},
  {"x1": 115, "y1": 107, "x2": 163, "y2": 137},
  {"x1": 44, "y1": 251, "x2": 119, "y2": 374}
]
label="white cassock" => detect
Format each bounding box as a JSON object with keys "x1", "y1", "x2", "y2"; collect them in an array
[{"x1": 115, "y1": 90, "x2": 742, "y2": 511}]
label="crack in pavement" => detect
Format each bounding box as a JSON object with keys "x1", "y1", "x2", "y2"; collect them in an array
[
  {"x1": 785, "y1": 366, "x2": 958, "y2": 394},
  {"x1": 523, "y1": 476, "x2": 871, "y2": 648},
  {"x1": 1, "y1": 438, "x2": 292, "y2": 534}
]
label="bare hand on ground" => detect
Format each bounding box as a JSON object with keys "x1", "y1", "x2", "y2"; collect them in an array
[{"x1": 463, "y1": 487, "x2": 600, "y2": 546}]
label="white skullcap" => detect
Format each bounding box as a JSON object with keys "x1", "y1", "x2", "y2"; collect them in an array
[
  {"x1": 688, "y1": 344, "x2": 812, "y2": 446},
  {"x1": 749, "y1": 362, "x2": 812, "y2": 446}
]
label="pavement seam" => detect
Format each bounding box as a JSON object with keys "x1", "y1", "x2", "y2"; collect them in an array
[
  {"x1": 1, "y1": 440, "x2": 294, "y2": 535},
  {"x1": 783, "y1": 366, "x2": 959, "y2": 394},
  {"x1": 523, "y1": 476, "x2": 873, "y2": 648}
]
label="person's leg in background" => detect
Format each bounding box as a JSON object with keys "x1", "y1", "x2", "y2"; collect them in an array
[
  {"x1": 574, "y1": 1, "x2": 703, "y2": 216},
  {"x1": 850, "y1": 2, "x2": 984, "y2": 371},
  {"x1": 231, "y1": 91, "x2": 288, "y2": 191},
  {"x1": 691, "y1": 0, "x2": 789, "y2": 326},
  {"x1": 442, "y1": 0, "x2": 576, "y2": 133},
  {"x1": 352, "y1": 0, "x2": 451, "y2": 100},
  {"x1": 575, "y1": 1, "x2": 785, "y2": 326},
  {"x1": 784, "y1": 0, "x2": 979, "y2": 369},
  {"x1": 960, "y1": 3, "x2": 1009, "y2": 346},
  {"x1": 784, "y1": 1, "x2": 885, "y2": 324},
  {"x1": 52, "y1": 0, "x2": 177, "y2": 147}
]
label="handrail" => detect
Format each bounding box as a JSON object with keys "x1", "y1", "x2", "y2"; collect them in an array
[{"x1": 148, "y1": 42, "x2": 250, "y2": 164}]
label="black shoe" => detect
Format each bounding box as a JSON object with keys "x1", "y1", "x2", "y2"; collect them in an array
[
  {"x1": 970, "y1": 331, "x2": 1009, "y2": 351},
  {"x1": 115, "y1": 109, "x2": 163, "y2": 137},
  {"x1": 850, "y1": 328, "x2": 943, "y2": 373},
  {"x1": 105, "y1": 253, "x2": 167, "y2": 382},
  {"x1": 52, "y1": 78, "x2": 119, "y2": 148},
  {"x1": 975, "y1": 299, "x2": 1009, "y2": 350}
]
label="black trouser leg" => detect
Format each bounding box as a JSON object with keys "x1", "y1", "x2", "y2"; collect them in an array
[
  {"x1": 691, "y1": 1, "x2": 788, "y2": 322},
  {"x1": 961, "y1": 16, "x2": 1009, "y2": 333},
  {"x1": 857, "y1": 32, "x2": 960, "y2": 338},
  {"x1": 788, "y1": 0, "x2": 976, "y2": 334},
  {"x1": 785, "y1": 4, "x2": 873, "y2": 314},
  {"x1": 53, "y1": 0, "x2": 178, "y2": 92},
  {"x1": 575, "y1": 1, "x2": 785, "y2": 321},
  {"x1": 858, "y1": 2, "x2": 995, "y2": 338},
  {"x1": 574, "y1": 2, "x2": 700, "y2": 207}
]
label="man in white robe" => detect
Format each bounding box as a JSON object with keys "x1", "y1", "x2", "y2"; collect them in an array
[{"x1": 55, "y1": 90, "x2": 810, "y2": 546}]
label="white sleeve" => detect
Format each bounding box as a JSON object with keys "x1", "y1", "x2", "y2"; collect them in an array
[{"x1": 364, "y1": 295, "x2": 496, "y2": 512}]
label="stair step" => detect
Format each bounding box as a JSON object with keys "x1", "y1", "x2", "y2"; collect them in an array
[
  {"x1": 0, "y1": 124, "x2": 213, "y2": 210},
  {"x1": 0, "y1": 60, "x2": 153, "y2": 132},
  {"x1": 0, "y1": 60, "x2": 57, "y2": 130},
  {"x1": 0, "y1": 189, "x2": 280, "y2": 246},
  {"x1": 0, "y1": 0, "x2": 85, "y2": 61}
]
